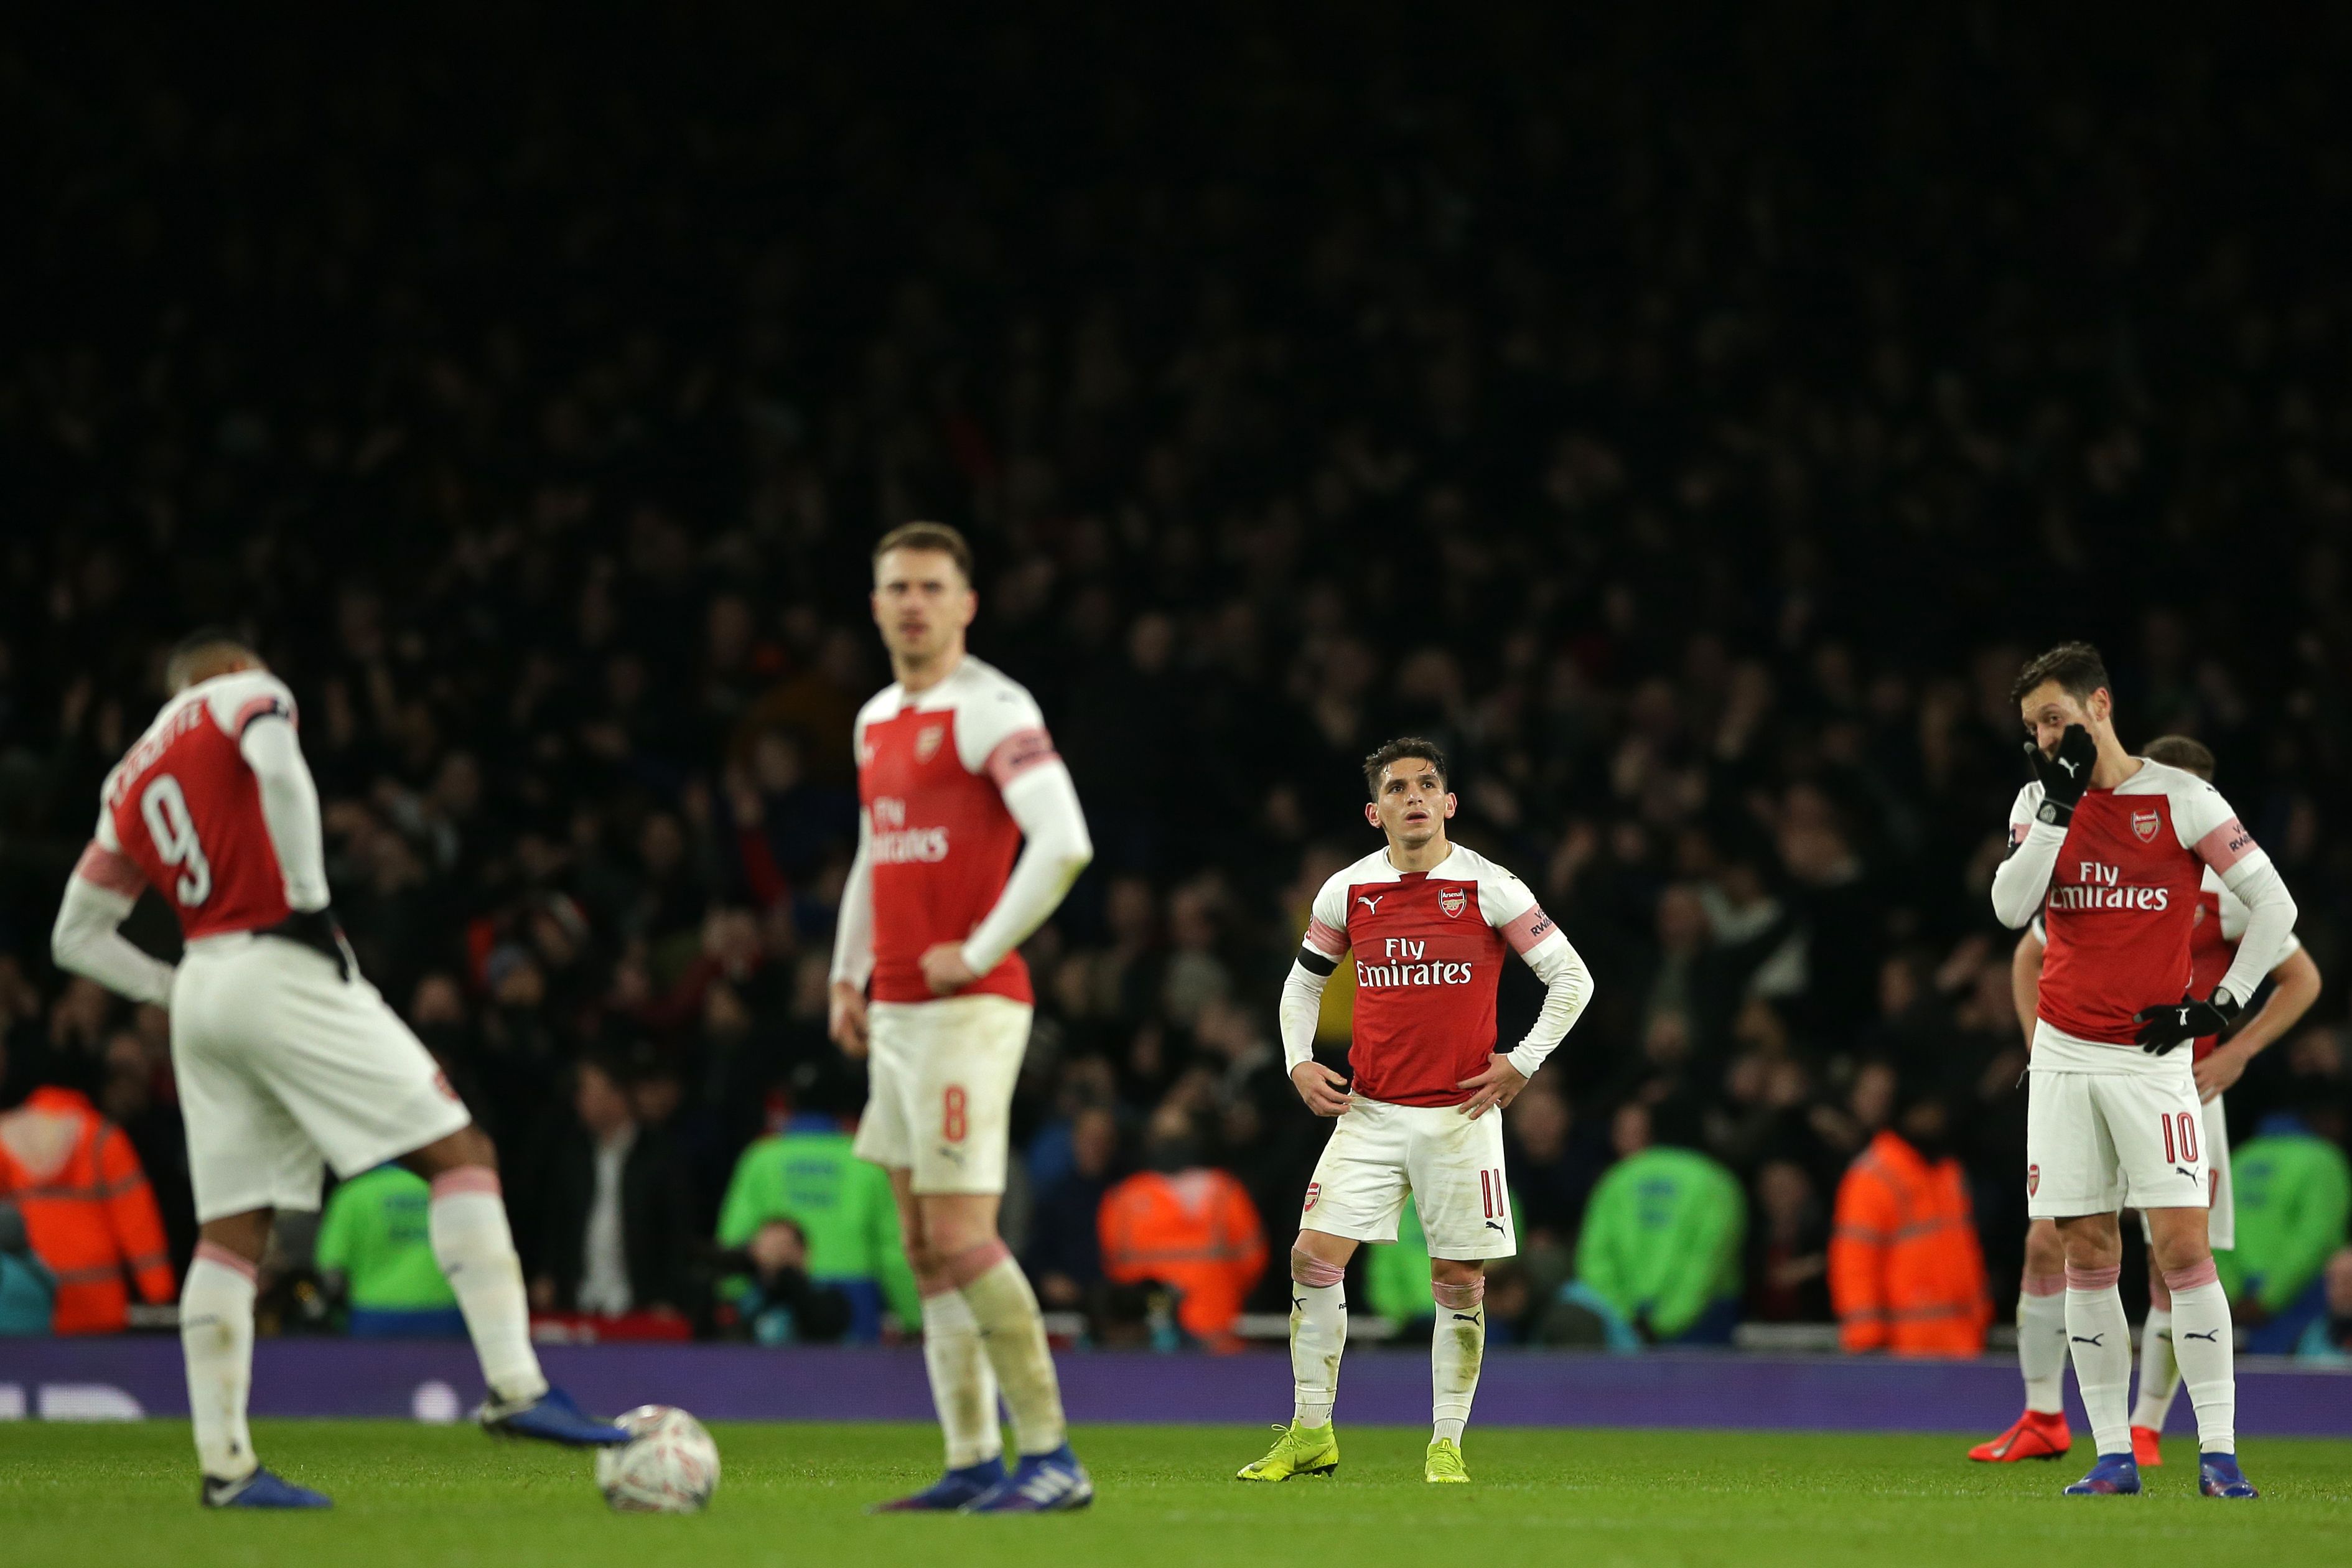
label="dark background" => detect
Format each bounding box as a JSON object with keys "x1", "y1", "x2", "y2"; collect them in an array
[{"x1": 5, "y1": 2, "x2": 2350, "y2": 1328}]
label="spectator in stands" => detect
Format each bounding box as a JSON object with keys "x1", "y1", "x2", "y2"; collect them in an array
[
  {"x1": 1024, "y1": 1104, "x2": 1119, "y2": 1312},
  {"x1": 712, "y1": 1217, "x2": 854, "y2": 1345},
  {"x1": 0, "y1": 1197, "x2": 55, "y2": 1335},
  {"x1": 315, "y1": 1164, "x2": 465, "y2": 1337},
  {"x1": 1745, "y1": 1159, "x2": 1831, "y2": 1325},
  {"x1": 2302, "y1": 1248, "x2": 2352, "y2": 1359},
  {"x1": 1568, "y1": 1098, "x2": 1746, "y2": 1345},
  {"x1": 1098, "y1": 1102, "x2": 1267, "y2": 1350},
  {"x1": 713, "y1": 1096, "x2": 916, "y2": 1339},
  {"x1": 1827, "y1": 1082, "x2": 1990, "y2": 1356},
  {"x1": 0, "y1": 1066, "x2": 173, "y2": 1333},
  {"x1": 531, "y1": 1054, "x2": 694, "y2": 1321},
  {"x1": 2221, "y1": 1101, "x2": 2352, "y2": 1355}
]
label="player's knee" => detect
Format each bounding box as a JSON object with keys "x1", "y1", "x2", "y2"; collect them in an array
[
  {"x1": 198, "y1": 1210, "x2": 272, "y2": 1266},
  {"x1": 1290, "y1": 1246, "x2": 1345, "y2": 1289},
  {"x1": 2149, "y1": 1226, "x2": 2213, "y2": 1281},
  {"x1": 1430, "y1": 1274, "x2": 1485, "y2": 1312},
  {"x1": 2023, "y1": 1220, "x2": 2065, "y2": 1276}
]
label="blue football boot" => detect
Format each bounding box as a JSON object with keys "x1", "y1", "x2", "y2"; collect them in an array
[
  {"x1": 869, "y1": 1457, "x2": 1007, "y2": 1513},
  {"x1": 477, "y1": 1386, "x2": 630, "y2": 1446},
  {"x1": 2198, "y1": 1453, "x2": 2259, "y2": 1498},
  {"x1": 202, "y1": 1468, "x2": 332, "y2": 1509},
  {"x1": 2063, "y1": 1453, "x2": 2142, "y2": 1495},
  {"x1": 961, "y1": 1444, "x2": 1094, "y2": 1513}
]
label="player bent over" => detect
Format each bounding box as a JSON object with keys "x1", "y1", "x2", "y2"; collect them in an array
[
  {"x1": 1239, "y1": 738, "x2": 1592, "y2": 1486},
  {"x1": 1972, "y1": 734, "x2": 2320, "y2": 1467},
  {"x1": 50, "y1": 632, "x2": 625, "y2": 1511},
  {"x1": 1990, "y1": 645, "x2": 2295, "y2": 1499},
  {"x1": 829, "y1": 524, "x2": 1096, "y2": 1513}
]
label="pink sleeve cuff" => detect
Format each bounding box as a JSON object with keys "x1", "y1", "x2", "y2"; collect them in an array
[
  {"x1": 2193, "y1": 816, "x2": 2258, "y2": 872},
  {"x1": 1498, "y1": 904, "x2": 1557, "y2": 954},
  {"x1": 74, "y1": 841, "x2": 147, "y2": 897},
  {"x1": 1305, "y1": 918, "x2": 1347, "y2": 957},
  {"x1": 984, "y1": 726, "x2": 1060, "y2": 787}
]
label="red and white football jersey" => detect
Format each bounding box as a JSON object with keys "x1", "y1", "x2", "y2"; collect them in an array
[
  {"x1": 1301, "y1": 843, "x2": 1556, "y2": 1107},
  {"x1": 853, "y1": 656, "x2": 1060, "y2": 1006},
  {"x1": 2008, "y1": 758, "x2": 2267, "y2": 1070},
  {"x1": 89, "y1": 671, "x2": 299, "y2": 941}
]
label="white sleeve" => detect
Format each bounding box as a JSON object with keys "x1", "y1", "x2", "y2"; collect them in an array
[
  {"x1": 1281, "y1": 870, "x2": 1355, "y2": 1073},
  {"x1": 1279, "y1": 961, "x2": 1332, "y2": 1075},
  {"x1": 51, "y1": 842, "x2": 175, "y2": 1006},
  {"x1": 238, "y1": 716, "x2": 330, "y2": 912},
  {"x1": 1990, "y1": 783, "x2": 2061, "y2": 928},
  {"x1": 2216, "y1": 878, "x2": 2301, "y2": 961},
  {"x1": 2173, "y1": 782, "x2": 2295, "y2": 999},
  {"x1": 1508, "y1": 930, "x2": 1594, "y2": 1080},
  {"x1": 830, "y1": 805, "x2": 876, "y2": 989},
  {"x1": 958, "y1": 759, "x2": 1093, "y2": 974}
]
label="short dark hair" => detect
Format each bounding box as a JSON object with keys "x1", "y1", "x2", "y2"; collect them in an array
[
  {"x1": 874, "y1": 521, "x2": 974, "y2": 585},
  {"x1": 2010, "y1": 640, "x2": 2111, "y2": 707},
  {"x1": 165, "y1": 627, "x2": 256, "y2": 690},
  {"x1": 2143, "y1": 734, "x2": 2216, "y2": 781},
  {"x1": 1362, "y1": 736, "x2": 1447, "y2": 800}
]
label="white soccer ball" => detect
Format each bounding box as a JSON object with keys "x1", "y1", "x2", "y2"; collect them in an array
[{"x1": 594, "y1": 1404, "x2": 721, "y2": 1514}]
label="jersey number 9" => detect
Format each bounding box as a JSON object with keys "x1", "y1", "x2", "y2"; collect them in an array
[{"x1": 139, "y1": 775, "x2": 213, "y2": 907}]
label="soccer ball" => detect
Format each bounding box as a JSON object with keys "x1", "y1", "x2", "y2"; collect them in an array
[{"x1": 594, "y1": 1405, "x2": 721, "y2": 1514}]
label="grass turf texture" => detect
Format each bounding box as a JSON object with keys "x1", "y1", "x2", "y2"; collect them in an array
[{"x1": 4, "y1": 1421, "x2": 2348, "y2": 1567}]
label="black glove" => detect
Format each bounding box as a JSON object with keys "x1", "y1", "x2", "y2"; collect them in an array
[
  {"x1": 2134, "y1": 987, "x2": 2240, "y2": 1055},
  {"x1": 2023, "y1": 724, "x2": 2098, "y2": 826},
  {"x1": 259, "y1": 906, "x2": 353, "y2": 981}
]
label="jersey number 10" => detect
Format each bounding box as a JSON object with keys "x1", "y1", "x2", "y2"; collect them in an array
[{"x1": 139, "y1": 775, "x2": 213, "y2": 907}]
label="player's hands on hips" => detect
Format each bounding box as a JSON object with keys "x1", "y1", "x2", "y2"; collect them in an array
[
  {"x1": 1457, "y1": 1053, "x2": 1529, "y2": 1119},
  {"x1": 1290, "y1": 1062, "x2": 1353, "y2": 1118},
  {"x1": 2195, "y1": 1040, "x2": 2251, "y2": 1102},
  {"x1": 2023, "y1": 723, "x2": 2098, "y2": 825},
  {"x1": 918, "y1": 943, "x2": 980, "y2": 996},
  {"x1": 828, "y1": 980, "x2": 870, "y2": 1058},
  {"x1": 2133, "y1": 987, "x2": 2240, "y2": 1054}
]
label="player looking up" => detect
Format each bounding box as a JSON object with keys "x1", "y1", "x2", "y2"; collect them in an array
[
  {"x1": 1970, "y1": 734, "x2": 2320, "y2": 1468},
  {"x1": 1990, "y1": 643, "x2": 2296, "y2": 1500},
  {"x1": 49, "y1": 632, "x2": 626, "y2": 1511},
  {"x1": 828, "y1": 523, "x2": 1096, "y2": 1514},
  {"x1": 1238, "y1": 738, "x2": 1593, "y2": 1486}
]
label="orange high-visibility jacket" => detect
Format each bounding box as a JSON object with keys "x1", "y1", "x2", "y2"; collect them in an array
[
  {"x1": 1098, "y1": 1167, "x2": 1267, "y2": 1347},
  {"x1": 0, "y1": 1088, "x2": 175, "y2": 1333},
  {"x1": 1829, "y1": 1130, "x2": 1990, "y2": 1356}
]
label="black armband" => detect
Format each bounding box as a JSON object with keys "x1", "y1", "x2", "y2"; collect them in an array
[{"x1": 1294, "y1": 948, "x2": 1338, "y2": 978}]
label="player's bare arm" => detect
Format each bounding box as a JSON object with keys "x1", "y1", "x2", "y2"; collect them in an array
[
  {"x1": 2195, "y1": 945, "x2": 2321, "y2": 1101},
  {"x1": 2010, "y1": 927, "x2": 2044, "y2": 1047}
]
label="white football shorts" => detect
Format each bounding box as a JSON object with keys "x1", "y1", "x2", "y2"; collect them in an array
[
  {"x1": 852, "y1": 994, "x2": 1031, "y2": 1195},
  {"x1": 172, "y1": 932, "x2": 472, "y2": 1222},
  {"x1": 2136, "y1": 1091, "x2": 2234, "y2": 1251},
  {"x1": 2027, "y1": 1065, "x2": 2211, "y2": 1222},
  {"x1": 1298, "y1": 1096, "x2": 1516, "y2": 1261}
]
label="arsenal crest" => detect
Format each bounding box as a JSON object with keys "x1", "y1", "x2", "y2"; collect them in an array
[
  {"x1": 915, "y1": 724, "x2": 945, "y2": 763},
  {"x1": 1302, "y1": 1182, "x2": 1321, "y2": 1213},
  {"x1": 2027, "y1": 1164, "x2": 2040, "y2": 1197},
  {"x1": 1439, "y1": 887, "x2": 1467, "y2": 919},
  {"x1": 2131, "y1": 808, "x2": 2160, "y2": 844}
]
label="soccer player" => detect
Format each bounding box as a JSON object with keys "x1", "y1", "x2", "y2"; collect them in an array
[
  {"x1": 1990, "y1": 643, "x2": 2297, "y2": 1499},
  {"x1": 828, "y1": 522, "x2": 1096, "y2": 1513},
  {"x1": 1971, "y1": 734, "x2": 2320, "y2": 1467},
  {"x1": 49, "y1": 632, "x2": 625, "y2": 1511},
  {"x1": 1238, "y1": 738, "x2": 1593, "y2": 1486}
]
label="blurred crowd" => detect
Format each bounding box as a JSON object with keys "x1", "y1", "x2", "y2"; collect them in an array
[{"x1": 6, "y1": 6, "x2": 2352, "y2": 1354}]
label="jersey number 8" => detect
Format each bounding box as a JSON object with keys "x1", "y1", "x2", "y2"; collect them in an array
[{"x1": 139, "y1": 775, "x2": 213, "y2": 907}]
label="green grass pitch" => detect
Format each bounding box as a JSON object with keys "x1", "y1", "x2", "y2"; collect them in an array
[{"x1": 4, "y1": 1421, "x2": 2348, "y2": 1567}]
